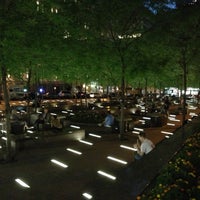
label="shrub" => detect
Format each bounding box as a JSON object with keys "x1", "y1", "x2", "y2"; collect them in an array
[{"x1": 137, "y1": 132, "x2": 200, "y2": 200}]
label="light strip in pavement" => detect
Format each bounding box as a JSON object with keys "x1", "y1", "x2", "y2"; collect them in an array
[
  {"x1": 189, "y1": 113, "x2": 198, "y2": 117},
  {"x1": 2, "y1": 137, "x2": 7, "y2": 141},
  {"x1": 27, "y1": 130, "x2": 34, "y2": 133},
  {"x1": 79, "y1": 140, "x2": 93, "y2": 146},
  {"x1": 120, "y1": 145, "x2": 137, "y2": 151},
  {"x1": 51, "y1": 159, "x2": 68, "y2": 168},
  {"x1": 107, "y1": 156, "x2": 127, "y2": 165},
  {"x1": 143, "y1": 117, "x2": 151, "y2": 120},
  {"x1": 70, "y1": 125, "x2": 80, "y2": 129},
  {"x1": 134, "y1": 128, "x2": 144, "y2": 131},
  {"x1": 188, "y1": 106, "x2": 197, "y2": 110},
  {"x1": 161, "y1": 131, "x2": 173, "y2": 135},
  {"x1": 82, "y1": 192, "x2": 93, "y2": 199},
  {"x1": 61, "y1": 110, "x2": 68, "y2": 113},
  {"x1": 66, "y1": 148, "x2": 82, "y2": 155},
  {"x1": 132, "y1": 131, "x2": 140, "y2": 134},
  {"x1": 167, "y1": 123, "x2": 175, "y2": 126},
  {"x1": 88, "y1": 133, "x2": 101, "y2": 138},
  {"x1": 15, "y1": 178, "x2": 30, "y2": 188},
  {"x1": 97, "y1": 170, "x2": 116, "y2": 180},
  {"x1": 168, "y1": 117, "x2": 180, "y2": 122},
  {"x1": 1, "y1": 130, "x2": 6, "y2": 133}
]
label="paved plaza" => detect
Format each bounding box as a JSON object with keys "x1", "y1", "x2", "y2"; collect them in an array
[{"x1": 0, "y1": 105, "x2": 200, "y2": 199}]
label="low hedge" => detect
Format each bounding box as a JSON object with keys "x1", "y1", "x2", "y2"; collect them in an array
[{"x1": 137, "y1": 132, "x2": 200, "y2": 200}]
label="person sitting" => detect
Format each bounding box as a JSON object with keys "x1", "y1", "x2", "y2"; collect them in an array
[
  {"x1": 34, "y1": 114, "x2": 44, "y2": 130},
  {"x1": 50, "y1": 115, "x2": 63, "y2": 132},
  {"x1": 42, "y1": 108, "x2": 51, "y2": 123},
  {"x1": 34, "y1": 108, "x2": 50, "y2": 131},
  {"x1": 10, "y1": 108, "x2": 30, "y2": 133},
  {"x1": 103, "y1": 111, "x2": 114, "y2": 128},
  {"x1": 133, "y1": 131, "x2": 155, "y2": 160}
]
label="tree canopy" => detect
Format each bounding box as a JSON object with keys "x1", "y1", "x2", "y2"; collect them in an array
[{"x1": 0, "y1": 0, "x2": 199, "y2": 89}]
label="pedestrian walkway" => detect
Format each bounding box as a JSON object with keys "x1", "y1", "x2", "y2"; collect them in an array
[{"x1": 0, "y1": 110, "x2": 199, "y2": 199}]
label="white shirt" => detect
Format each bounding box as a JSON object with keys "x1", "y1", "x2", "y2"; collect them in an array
[{"x1": 141, "y1": 139, "x2": 155, "y2": 155}]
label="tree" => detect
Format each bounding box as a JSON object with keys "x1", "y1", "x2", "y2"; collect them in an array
[
  {"x1": 155, "y1": 2, "x2": 200, "y2": 125},
  {"x1": 0, "y1": 0, "x2": 70, "y2": 161},
  {"x1": 72, "y1": 0, "x2": 177, "y2": 138}
]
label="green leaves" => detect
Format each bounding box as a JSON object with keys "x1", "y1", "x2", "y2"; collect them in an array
[{"x1": 0, "y1": 0, "x2": 199, "y2": 90}]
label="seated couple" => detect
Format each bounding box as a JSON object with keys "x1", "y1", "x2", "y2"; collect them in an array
[{"x1": 34, "y1": 109, "x2": 63, "y2": 132}]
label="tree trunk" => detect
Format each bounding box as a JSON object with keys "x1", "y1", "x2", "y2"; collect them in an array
[
  {"x1": 119, "y1": 58, "x2": 125, "y2": 140},
  {"x1": 182, "y1": 54, "x2": 187, "y2": 126},
  {"x1": 1, "y1": 65, "x2": 13, "y2": 161},
  {"x1": 26, "y1": 65, "x2": 32, "y2": 125},
  {"x1": 145, "y1": 77, "x2": 148, "y2": 113},
  {"x1": 180, "y1": 46, "x2": 187, "y2": 140}
]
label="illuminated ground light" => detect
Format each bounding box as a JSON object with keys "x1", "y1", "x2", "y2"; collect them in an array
[
  {"x1": 132, "y1": 131, "x2": 140, "y2": 134},
  {"x1": 161, "y1": 131, "x2": 173, "y2": 135},
  {"x1": 27, "y1": 126, "x2": 34, "y2": 130},
  {"x1": 15, "y1": 178, "x2": 30, "y2": 188},
  {"x1": 66, "y1": 148, "x2": 82, "y2": 155},
  {"x1": 189, "y1": 112, "x2": 198, "y2": 117},
  {"x1": 79, "y1": 140, "x2": 93, "y2": 146},
  {"x1": 97, "y1": 170, "x2": 116, "y2": 180},
  {"x1": 167, "y1": 123, "x2": 175, "y2": 126},
  {"x1": 88, "y1": 133, "x2": 101, "y2": 138},
  {"x1": 188, "y1": 106, "x2": 197, "y2": 110},
  {"x1": 2, "y1": 137, "x2": 7, "y2": 141},
  {"x1": 27, "y1": 130, "x2": 34, "y2": 134},
  {"x1": 50, "y1": 112, "x2": 57, "y2": 116},
  {"x1": 82, "y1": 192, "x2": 93, "y2": 199},
  {"x1": 0, "y1": 145, "x2": 2, "y2": 149},
  {"x1": 142, "y1": 117, "x2": 151, "y2": 120},
  {"x1": 120, "y1": 145, "x2": 137, "y2": 151},
  {"x1": 134, "y1": 128, "x2": 144, "y2": 132},
  {"x1": 139, "y1": 120, "x2": 145, "y2": 124},
  {"x1": 51, "y1": 159, "x2": 68, "y2": 168},
  {"x1": 165, "y1": 135, "x2": 170, "y2": 139},
  {"x1": 1, "y1": 130, "x2": 7, "y2": 134},
  {"x1": 169, "y1": 114, "x2": 176, "y2": 118},
  {"x1": 61, "y1": 110, "x2": 68, "y2": 114},
  {"x1": 168, "y1": 117, "x2": 180, "y2": 122},
  {"x1": 107, "y1": 156, "x2": 127, "y2": 165},
  {"x1": 70, "y1": 125, "x2": 80, "y2": 129}
]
